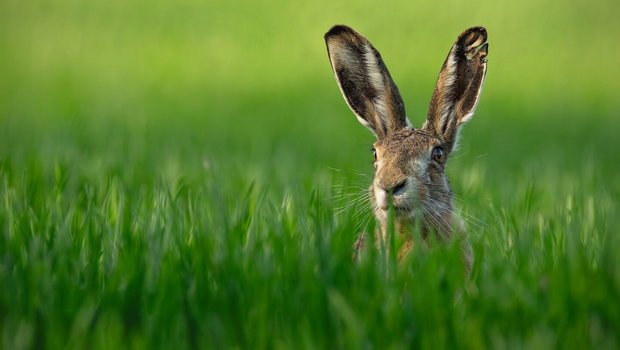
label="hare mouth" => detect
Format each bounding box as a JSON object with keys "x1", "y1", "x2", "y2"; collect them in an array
[{"x1": 378, "y1": 204, "x2": 413, "y2": 216}]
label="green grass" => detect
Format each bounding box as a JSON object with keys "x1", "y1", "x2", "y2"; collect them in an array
[{"x1": 1, "y1": 0, "x2": 620, "y2": 348}]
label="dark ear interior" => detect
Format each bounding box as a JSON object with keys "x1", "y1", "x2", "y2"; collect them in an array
[
  {"x1": 325, "y1": 25, "x2": 408, "y2": 139},
  {"x1": 424, "y1": 27, "x2": 488, "y2": 152}
]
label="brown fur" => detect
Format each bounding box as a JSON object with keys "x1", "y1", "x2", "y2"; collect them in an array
[
  {"x1": 324, "y1": 25, "x2": 407, "y2": 139},
  {"x1": 326, "y1": 25, "x2": 488, "y2": 273}
]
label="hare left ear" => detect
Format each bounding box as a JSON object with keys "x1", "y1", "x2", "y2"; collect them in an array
[
  {"x1": 325, "y1": 25, "x2": 409, "y2": 139},
  {"x1": 423, "y1": 27, "x2": 488, "y2": 153}
]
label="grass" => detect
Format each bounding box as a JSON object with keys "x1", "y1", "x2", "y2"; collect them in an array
[{"x1": 1, "y1": 0, "x2": 620, "y2": 348}]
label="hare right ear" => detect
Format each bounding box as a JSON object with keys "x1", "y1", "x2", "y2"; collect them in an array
[
  {"x1": 423, "y1": 27, "x2": 488, "y2": 153},
  {"x1": 325, "y1": 25, "x2": 408, "y2": 139}
]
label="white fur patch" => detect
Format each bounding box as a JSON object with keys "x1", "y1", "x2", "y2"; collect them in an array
[
  {"x1": 374, "y1": 183, "x2": 387, "y2": 209},
  {"x1": 438, "y1": 47, "x2": 458, "y2": 132},
  {"x1": 363, "y1": 45, "x2": 385, "y2": 92},
  {"x1": 460, "y1": 111, "x2": 474, "y2": 124},
  {"x1": 364, "y1": 44, "x2": 389, "y2": 131}
]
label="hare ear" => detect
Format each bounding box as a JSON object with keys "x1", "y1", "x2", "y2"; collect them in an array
[
  {"x1": 325, "y1": 25, "x2": 408, "y2": 139},
  {"x1": 423, "y1": 27, "x2": 488, "y2": 153}
]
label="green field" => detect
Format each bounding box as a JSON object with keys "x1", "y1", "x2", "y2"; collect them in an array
[{"x1": 1, "y1": 0, "x2": 620, "y2": 348}]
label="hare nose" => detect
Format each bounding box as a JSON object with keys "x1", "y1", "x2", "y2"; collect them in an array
[{"x1": 382, "y1": 179, "x2": 407, "y2": 195}]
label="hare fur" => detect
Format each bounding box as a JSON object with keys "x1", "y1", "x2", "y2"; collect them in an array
[{"x1": 324, "y1": 25, "x2": 488, "y2": 271}]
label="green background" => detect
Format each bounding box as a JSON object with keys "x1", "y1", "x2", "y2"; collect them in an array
[{"x1": 1, "y1": 0, "x2": 619, "y2": 348}]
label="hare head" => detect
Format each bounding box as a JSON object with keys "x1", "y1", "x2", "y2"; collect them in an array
[{"x1": 325, "y1": 25, "x2": 488, "y2": 253}]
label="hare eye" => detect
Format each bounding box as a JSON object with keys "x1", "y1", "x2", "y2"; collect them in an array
[
  {"x1": 371, "y1": 147, "x2": 377, "y2": 161},
  {"x1": 432, "y1": 146, "x2": 444, "y2": 163}
]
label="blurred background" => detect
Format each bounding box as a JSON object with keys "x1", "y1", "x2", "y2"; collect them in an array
[{"x1": 2, "y1": 0, "x2": 619, "y2": 185}]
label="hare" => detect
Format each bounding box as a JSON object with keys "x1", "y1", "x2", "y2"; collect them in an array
[{"x1": 324, "y1": 25, "x2": 488, "y2": 271}]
